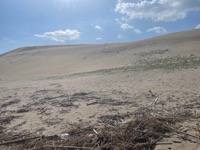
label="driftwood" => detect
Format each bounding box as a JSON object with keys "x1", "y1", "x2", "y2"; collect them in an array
[
  {"x1": 156, "y1": 142, "x2": 173, "y2": 145},
  {"x1": 86, "y1": 101, "x2": 98, "y2": 106},
  {"x1": 43, "y1": 145, "x2": 91, "y2": 149},
  {"x1": 0, "y1": 136, "x2": 40, "y2": 146},
  {"x1": 0, "y1": 103, "x2": 199, "y2": 149},
  {"x1": 0, "y1": 135, "x2": 57, "y2": 146},
  {"x1": 163, "y1": 125, "x2": 200, "y2": 141},
  {"x1": 93, "y1": 129, "x2": 99, "y2": 135},
  {"x1": 149, "y1": 98, "x2": 159, "y2": 108}
]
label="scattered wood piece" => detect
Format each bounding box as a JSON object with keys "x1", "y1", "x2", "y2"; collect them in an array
[
  {"x1": 173, "y1": 140, "x2": 182, "y2": 143},
  {"x1": 0, "y1": 135, "x2": 57, "y2": 146},
  {"x1": 149, "y1": 89, "x2": 156, "y2": 97},
  {"x1": 43, "y1": 145, "x2": 91, "y2": 149},
  {"x1": 90, "y1": 141, "x2": 100, "y2": 150},
  {"x1": 156, "y1": 142, "x2": 173, "y2": 145},
  {"x1": 86, "y1": 101, "x2": 98, "y2": 106},
  {"x1": 0, "y1": 136, "x2": 40, "y2": 146},
  {"x1": 0, "y1": 101, "x2": 199, "y2": 149},
  {"x1": 166, "y1": 126, "x2": 200, "y2": 140},
  {"x1": 89, "y1": 114, "x2": 96, "y2": 118},
  {"x1": 93, "y1": 129, "x2": 99, "y2": 135},
  {"x1": 149, "y1": 98, "x2": 159, "y2": 107}
]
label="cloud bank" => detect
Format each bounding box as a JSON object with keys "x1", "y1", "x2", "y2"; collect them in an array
[
  {"x1": 34, "y1": 29, "x2": 81, "y2": 42},
  {"x1": 120, "y1": 23, "x2": 141, "y2": 33},
  {"x1": 147, "y1": 26, "x2": 167, "y2": 33},
  {"x1": 115, "y1": 0, "x2": 200, "y2": 21}
]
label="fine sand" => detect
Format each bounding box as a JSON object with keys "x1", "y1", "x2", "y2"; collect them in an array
[{"x1": 0, "y1": 29, "x2": 200, "y2": 149}]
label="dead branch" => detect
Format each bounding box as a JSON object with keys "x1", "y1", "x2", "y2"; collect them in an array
[
  {"x1": 0, "y1": 136, "x2": 40, "y2": 146},
  {"x1": 164, "y1": 125, "x2": 200, "y2": 140},
  {"x1": 43, "y1": 145, "x2": 91, "y2": 149},
  {"x1": 0, "y1": 135, "x2": 57, "y2": 146}
]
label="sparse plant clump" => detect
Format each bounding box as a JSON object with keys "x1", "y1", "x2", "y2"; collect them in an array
[
  {"x1": 136, "y1": 49, "x2": 170, "y2": 57},
  {"x1": 62, "y1": 54, "x2": 200, "y2": 76},
  {"x1": 135, "y1": 55, "x2": 200, "y2": 71}
]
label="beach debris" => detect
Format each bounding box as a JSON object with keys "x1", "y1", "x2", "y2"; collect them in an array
[
  {"x1": 16, "y1": 105, "x2": 31, "y2": 113},
  {"x1": 0, "y1": 99, "x2": 199, "y2": 150},
  {"x1": 93, "y1": 129, "x2": 99, "y2": 135},
  {"x1": 1, "y1": 99, "x2": 21, "y2": 108},
  {"x1": 149, "y1": 98, "x2": 159, "y2": 108},
  {"x1": 59, "y1": 133, "x2": 69, "y2": 140},
  {"x1": 149, "y1": 89, "x2": 156, "y2": 97},
  {"x1": 0, "y1": 116, "x2": 18, "y2": 125}
]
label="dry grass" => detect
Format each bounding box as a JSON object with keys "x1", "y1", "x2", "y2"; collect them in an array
[{"x1": 0, "y1": 104, "x2": 199, "y2": 150}]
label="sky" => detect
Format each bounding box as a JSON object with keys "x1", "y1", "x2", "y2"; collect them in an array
[{"x1": 0, "y1": 0, "x2": 200, "y2": 54}]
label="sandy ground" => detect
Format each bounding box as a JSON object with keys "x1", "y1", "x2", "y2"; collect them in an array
[{"x1": 0, "y1": 29, "x2": 200, "y2": 149}]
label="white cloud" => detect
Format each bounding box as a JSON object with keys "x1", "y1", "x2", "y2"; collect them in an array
[
  {"x1": 96, "y1": 37, "x2": 102, "y2": 40},
  {"x1": 120, "y1": 23, "x2": 141, "y2": 33},
  {"x1": 195, "y1": 24, "x2": 200, "y2": 29},
  {"x1": 147, "y1": 27, "x2": 167, "y2": 33},
  {"x1": 94, "y1": 25, "x2": 102, "y2": 30},
  {"x1": 34, "y1": 29, "x2": 81, "y2": 42},
  {"x1": 121, "y1": 23, "x2": 132, "y2": 30},
  {"x1": 117, "y1": 34, "x2": 122, "y2": 39},
  {"x1": 115, "y1": 0, "x2": 200, "y2": 21}
]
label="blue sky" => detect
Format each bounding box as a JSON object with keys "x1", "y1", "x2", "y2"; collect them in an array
[{"x1": 0, "y1": 0, "x2": 200, "y2": 54}]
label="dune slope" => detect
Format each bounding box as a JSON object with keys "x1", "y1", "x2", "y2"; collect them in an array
[{"x1": 0, "y1": 29, "x2": 200, "y2": 79}]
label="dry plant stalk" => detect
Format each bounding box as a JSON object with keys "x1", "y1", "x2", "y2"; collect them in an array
[{"x1": 0, "y1": 105, "x2": 199, "y2": 150}]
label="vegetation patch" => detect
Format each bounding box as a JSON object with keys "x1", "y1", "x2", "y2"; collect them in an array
[
  {"x1": 136, "y1": 49, "x2": 170, "y2": 57},
  {"x1": 135, "y1": 54, "x2": 200, "y2": 70},
  {"x1": 88, "y1": 54, "x2": 200, "y2": 74}
]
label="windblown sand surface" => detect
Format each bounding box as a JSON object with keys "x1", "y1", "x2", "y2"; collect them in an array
[{"x1": 0, "y1": 29, "x2": 200, "y2": 149}]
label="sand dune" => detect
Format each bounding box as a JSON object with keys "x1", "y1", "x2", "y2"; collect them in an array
[
  {"x1": 0, "y1": 29, "x2": 200, "y2": 149},
  {"x1": 0, "y1": 29, "x2": 200, "y2": 79}
]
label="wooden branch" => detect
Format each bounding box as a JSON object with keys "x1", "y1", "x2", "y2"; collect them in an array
[
  {"x1": 172, "y1": 140, "x2": 182, "y2": 143},
  {"x1": 0, "y1": 135, "x2": 57, "y2": 146},
  {"x1": 0, "y1": 136, "x2": 40, "y2": 146},
  {"x1": 156, "y1": 142, "x2": 173, "y2": 145},
  {"x1": 90, "y1": 141, "x2": 100, "y2": 150},
  {"x1": 93, "y1": 129, "x2": 99, "y2": 135},
  {"x1": 86, "y1": 101, "x2": 98, "y2": 106},
  {"x1": 165, "y1": 125, "x2": 200, "y2": 140},
  {"x1": 176, "y1": 131, "x2": 200, "y2": 140},
  {"x1": 43, "y1": 145, "x2": 91, "y2": 149}
]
